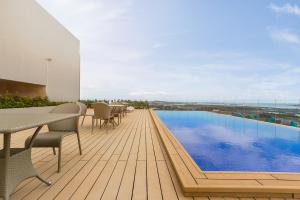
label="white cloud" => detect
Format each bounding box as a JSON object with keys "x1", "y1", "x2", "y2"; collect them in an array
[
  {"x1": 270, "y1": 3, "x2": 300, "y2": 16},
  {"x1": 270, "y1": 29, "x2": 300, "y2": 44}
]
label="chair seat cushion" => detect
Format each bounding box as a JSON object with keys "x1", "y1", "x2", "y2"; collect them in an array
[{"x1": 25, "y1": 131, "x2": 74, "y2": 148}]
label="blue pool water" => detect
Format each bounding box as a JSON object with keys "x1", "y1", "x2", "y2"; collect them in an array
[{"x1": 156, "y1": 110, "x2": 300, "y2": 172}]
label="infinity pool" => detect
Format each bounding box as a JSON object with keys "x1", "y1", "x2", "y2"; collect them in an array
[{"x1": 156, "y1": 110, "x2": 300, "y2": 172}]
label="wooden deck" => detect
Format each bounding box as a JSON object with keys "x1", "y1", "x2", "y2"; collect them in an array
[{"x1": 0, "y1": 109, "x2": 298, "y2": 199}]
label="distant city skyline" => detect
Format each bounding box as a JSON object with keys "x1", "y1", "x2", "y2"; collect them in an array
[{"x1": 37, "y1": 0, "x2": 300, "y2": 102}]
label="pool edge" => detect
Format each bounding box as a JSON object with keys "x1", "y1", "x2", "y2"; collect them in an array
[{"x1": 149, "y1": 109, "x2": 300, "y2": 198}]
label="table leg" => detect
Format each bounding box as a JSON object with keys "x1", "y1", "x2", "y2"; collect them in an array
[
  {"x1": 2, "y1": 134, "x2": 11, "y2": 200},
  {"x1": 27, "y1": 125, "x2": 43, "y2": 148},
  {"x1": 4, "y1": 134, "x2": 11, "y2": 159}
]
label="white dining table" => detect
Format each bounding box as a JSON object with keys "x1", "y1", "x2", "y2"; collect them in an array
[{"x1": 0, "y1": 113, "x2": 79, "y2": 200}]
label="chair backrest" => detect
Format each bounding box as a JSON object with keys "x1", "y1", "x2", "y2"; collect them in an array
[
  {"x1": 77, "y1": 102, "x2": 87, "y2": 116},
  {"x1": 111, "y1": 101, "x2": 120, "y2": 105},
  {"x1": 48, "y1": 103, "x2": 80, "y2": 132},
  {"x1": 93, "y1": 102, "x2": 111, "y2": 119}
]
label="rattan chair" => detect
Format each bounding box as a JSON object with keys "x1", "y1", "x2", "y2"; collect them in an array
[
  {"x1": 92, "y1": 102, "x2": 116, "y2": 133},
  {"x1": 111, "y1": 106, "x2": 122, "y2": 125},
  {"x1": 77, "y1": 102, "x2": 92, "y2": 126},
  {"x1": 120, "y1": 102, "x2": 129, "y2": 115},
  {"x1": 25, "y1": 103, "x2": 82, "y2": 172}
]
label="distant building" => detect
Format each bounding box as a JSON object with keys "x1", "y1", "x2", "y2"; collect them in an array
[{"x1": 0, "y1": 0, "x2": 80, "y2": 101}]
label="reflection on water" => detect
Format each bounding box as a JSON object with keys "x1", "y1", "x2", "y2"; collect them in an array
[{"x1": 156, "y1": 111, "x2": 300, "y2": 172}]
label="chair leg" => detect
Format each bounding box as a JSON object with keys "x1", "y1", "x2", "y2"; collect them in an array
[
  {"x1": 103, "y1": 120, "x2": 107, "y2": 127},
  {"x1": 58, "y1": 144, "x2": 62, "y2": 173},
  {"x1": 3, "y1": 192, "x2": 9, "y2": 200},
  {"x1": 76, "y1": 131, "x2": 82, "y2": 155},
  {"x1": 81, "y1": 115, "x2": 86, "y2": 126},
  {"x1": 111, "y1": 118, "x2": 116, "y2": 129},
  {"x1": 92, "y1": 118, "x2": 94, "y2": 133},
  {"x1": 36, "y1": 175, "x2": 52, "y2": 186},
  {"x1": 52, "y1": 147, "x2": 56, "y2": 155}
]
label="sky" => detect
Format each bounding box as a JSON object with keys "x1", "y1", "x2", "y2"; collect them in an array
[{"x1": 36, "y1": 0, "x2": 300, "y2": 102}]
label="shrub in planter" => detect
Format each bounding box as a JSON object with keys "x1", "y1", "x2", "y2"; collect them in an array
[{"x1": 0, "y1": 93, "x2": 65, "y2": 109}]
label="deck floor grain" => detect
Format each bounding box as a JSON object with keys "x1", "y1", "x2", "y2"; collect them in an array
[{"x1": 1, "y1": 109, "x2": 297, "y2": 200}]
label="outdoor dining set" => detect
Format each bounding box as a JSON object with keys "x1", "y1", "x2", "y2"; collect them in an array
[
  {"x1": 0, "y1": 101, "x2": 131, "y2": 200},
  {"x1": 79, "y1": 102, "x2": 129, "y2": 132}
]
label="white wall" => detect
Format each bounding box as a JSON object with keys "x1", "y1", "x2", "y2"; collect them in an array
[{"x1": 0, "y1": 0, "x2": 80, "y2": 101}]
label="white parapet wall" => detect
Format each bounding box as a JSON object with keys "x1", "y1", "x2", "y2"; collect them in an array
[{"x1": 0, "y1": 0, "x2": 80, "y2": 101}]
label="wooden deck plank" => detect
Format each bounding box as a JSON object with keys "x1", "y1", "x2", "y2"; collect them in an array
[
  {"x1": 150, "y1": 127, "x2": 165, "y2": 161},
  {"x1": 145, "y1": 113, "x2": 163, "y2": 200},
  {"x1": 258, "y1": 179, "x2": 300, "y2": 186},
  {"x1": 194, "y1": 197, "x2": 210, "y2": 200},
  {"x1": 196, "y1": 179, "x2": 261, "y2": 186},
  {"x1": 271, "y1": 174, "x2": 300, "y2": 181},
  {"x1": 254, "y1": 198, "x2": 270, "y2": 200},
  {"x1": 156, "y1": 121, "x2": 194, "y2": 200},
  {"x1": 146, "y1": 127, "x2": 155, "y2": 156},
  {"x1": 209, "y1": 197, "x2": 225, "y2": 200},
  {"x1": 81, "y1": 125, "x2": 124, "y2": 161},
  {"x1": 100, "y1": 161, "x2": 127, "y2": 200},
  {"x1": 117, "y1": 113, "x2": 144, "y2": 200},
  {"x1": 138, "y1": 111, "x2": 147, "y2": 161},
  {"x1": 12, "y1": 150, "x2": 77, "y2": 199},
  {"x1": 11, "y1": 130, "x2": 106, "y2": 199},
  {"x1": 129, "y1": 113, "x2": 143, "y2": 155},
  {"x1": 157, "y1": 160, "x2": 180, "y2": 200},
  {"x1": 147, "y1": 159, "x2": 163, "y2": 200},
  {"x1": 85, "y1": 155, "x2": 119, "y2": 200},
  {"x1": 70, "y1": 160, "x2": 107, "y2": 200},
  {"x1": 117, "y1": 154, "x2": 138, "y2": 200},
  {"x1": 54, "y1": 154, "x2": 102, "y2": 200},
  {"x1": 82, "y1": 111, "x2": 142, "y2": 200},
  {"x1": 100, "y1": 123, "x2": 133, "y2": 160},
  {"x1": 177, "y1": 148, "x2": 206, "y2": 179},
  {"x1": 67, "y1": 112, "x2": 140, "y2": 200},
  {"x1": 20, "y1": 155, "x2": 84, "y2": 200},
  {"x1": 205, "y1": 173, "x2": 275, "y2": 180},
  {"x1": 132, "y1": 161, "x2": 147, "y2": 200},
  {"x1": 118, "y1": 114, "x2": 141, "y2": 160},
  {"x1": 113, "y1": 123, "x2": 135, "y2": 155},
  {"x1": 171, "y1": 154, "x2": 198, "y2": 185},
  {"x1": 38, "y1": 161, "x2": 87, "y2": 200}
]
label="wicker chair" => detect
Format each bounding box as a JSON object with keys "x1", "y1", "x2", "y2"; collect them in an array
[
  {"x1": 92, "y1": 102, "x2": 116, "y2": 133},
  {"x1": 25, "y1": 103, "x2": 82, "y2": 172},
  {"x1": 110, "y1": 105, "x2": 122, "y2": 125},
  {"x1": 121, "y1": 103, "x2": 128, "y2": 116},
  {"x1": 77, "y1": 102, "x2": 91, "y2": 126}
]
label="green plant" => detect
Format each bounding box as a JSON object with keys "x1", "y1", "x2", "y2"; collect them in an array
[{"x1": 0, "y1": 93, "x2": 65, "y2": 109}]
